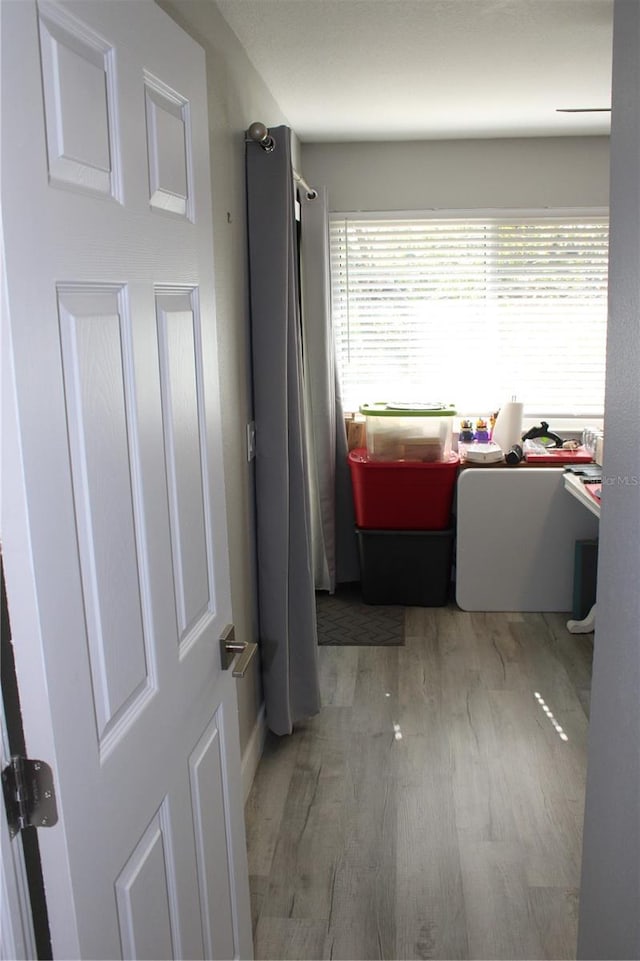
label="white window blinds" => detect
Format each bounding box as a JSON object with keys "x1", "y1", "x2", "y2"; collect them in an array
[{"x1": 329, "y1": 214, "x2": 609, "y2": 416}]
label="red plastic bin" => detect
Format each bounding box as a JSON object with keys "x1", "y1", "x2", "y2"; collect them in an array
[{"x1": 348, "y1": 448, "x2": 459, "y2": 530}]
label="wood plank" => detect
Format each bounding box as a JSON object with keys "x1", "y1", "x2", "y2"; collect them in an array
[
  {"x1": 459, "y1": 841, "x2": 544, "y2": 960},
  {"x1": 404, "y1": 606, "x2": 437, "y2": 639},
  {"x1": 350, "y1": 645, "x2": 399, "y2": 735},
  {"x1": 244, "y1": 731, "x2": 301, "y2": 877},
  {"x1": 249, "y1": 875, "x2": 268, "y2": 936},
  {"x1": 516, "y1": 614, "x2": 590, "y2": 715},
  {"x1": 326, "y1": 731, "x2": 398, "y2": 960},
  {"x1": 470, "y1": 611, "x2": 530, "y2": 690},
  {"x1": 397, "y1": 614, "x2": 441, "y2": 736},
  {"x1": 253, "y1": 917, "x2": 329, "y2": 961},
  {"x1": 488, "y1": 688, "x2": 584, "y2": 888},
  {"x1": 395, "y1": 732, "x2": 468, "y2": 960},
  {"x1": 527, "y1": 886, "x2": 580, "y2": 960},
  {"x1": 542, "y1": 612, "x2": 594, "y2": 717},
  {"x1": 318, "y1": 644, "x2": 359, "y2": 706},
  {"x1": 258, "y1": 726, "x2": 347, "y2": 922},
  {"x1": 448, "y1": 686, "x2": 519, "y2": 845},
  {"x1": 508, "y1": 617, "x2": 590, "y2": 817}
]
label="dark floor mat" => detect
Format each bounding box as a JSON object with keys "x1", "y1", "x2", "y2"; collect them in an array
[{"x1": 316, "y1": 583, "x2": 405, "y2": 646}]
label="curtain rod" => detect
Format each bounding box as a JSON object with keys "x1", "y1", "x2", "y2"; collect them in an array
[
  {"x1": 246, "y1": 122, "x2": 318, "y2": 200},
  {"x1": 292, "y1": 169, "x2": 318, "y2": 201}
]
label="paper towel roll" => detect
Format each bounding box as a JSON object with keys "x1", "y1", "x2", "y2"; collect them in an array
[{"x1": 492, "y1": 401, "x2": 523, "y2": 452}]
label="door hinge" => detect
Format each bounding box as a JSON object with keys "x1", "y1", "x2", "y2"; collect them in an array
[{"x1": 2, "y1": 756, "x2": 58, "y2": 839}]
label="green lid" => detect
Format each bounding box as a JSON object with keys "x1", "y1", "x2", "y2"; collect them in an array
[{"x1": 360, "y1": 402, "x2": 457, "y2": 417}]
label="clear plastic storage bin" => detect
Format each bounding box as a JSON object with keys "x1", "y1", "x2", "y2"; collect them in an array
[{"x1": 360, "y1": 402, "x2": 456, "y2": 462}]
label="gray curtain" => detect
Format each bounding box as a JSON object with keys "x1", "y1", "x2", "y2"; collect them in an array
[
  {"x1": 300, "y1": 189, "x2": 359, "y2": 590},
  {"x1": 300, "y1": 187, "x2": 335, "y2": 591},
  {"x1": 245, "y1": 125, "x2": 321, "y2": 736}
]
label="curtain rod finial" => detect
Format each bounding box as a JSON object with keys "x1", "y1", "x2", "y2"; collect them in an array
[
  {"x1": 247, "y1": 121, "x2": 275, "y2": 152},
  {"x1": 247, "y1": 121, "x2": 267, "y2": 141}
]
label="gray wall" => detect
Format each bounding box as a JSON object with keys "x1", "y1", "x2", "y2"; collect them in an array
[
  {"x1": 578, "y1": 1, "x2": 640, "y2": 957},
  {"x1": 302, "y1": 136, "x2": 610, "y2": 211},
  {"x1": 156, "y1": 0, "x2": 293, "y2": 758}
]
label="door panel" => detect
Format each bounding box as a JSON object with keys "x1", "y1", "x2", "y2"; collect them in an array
[
  {"x1": 115, "y1": 803, "x2": 178, "y2": 961},
  {"x1": 144, "y1": 81, "x2": 191, "y2": 218},
  {"x1": 1, "y1": 2, "x2": 252, "y2": 957},
  {"x1": 189, "y1": 712, "x2": 237, "y2": 960},
  {"x1": 156, "y1": 289, "x2": 211, "y2": 641},
  {"x1": 58, "y1": 284, "x2": 152, "y2": 739},
  {"x1": 38, "y1": 2, "x2": 118, "y2": 197}
]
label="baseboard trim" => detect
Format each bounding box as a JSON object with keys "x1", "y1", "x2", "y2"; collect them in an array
[{"x1": 241, "y1": 703, "x2": 267, "y2": 803}]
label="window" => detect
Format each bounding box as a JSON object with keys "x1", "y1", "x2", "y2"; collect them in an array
[{"x1": 330, "y1": 213, "x2": 609, "y2": 417}]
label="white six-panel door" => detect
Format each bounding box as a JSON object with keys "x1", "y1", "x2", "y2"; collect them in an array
[{"x1": 1, "y1": 1, "x2": 252, "y2": 957}]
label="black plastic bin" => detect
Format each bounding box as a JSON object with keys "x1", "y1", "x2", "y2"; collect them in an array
[{"x1": 356, "y1": 527, "x2": 454, "y2": 606}]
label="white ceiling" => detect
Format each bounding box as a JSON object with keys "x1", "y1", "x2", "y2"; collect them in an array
[{"x1": 215, "y1": 0, "x2": 614, "y2": 142}]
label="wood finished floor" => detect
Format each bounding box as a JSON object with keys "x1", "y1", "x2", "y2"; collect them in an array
[{"x1": 244, "y1": 606, "x2": 593, "y2": 960}]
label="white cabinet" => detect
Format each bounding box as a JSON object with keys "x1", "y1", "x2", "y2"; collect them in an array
[{"x1": 456, "y1": 468, "x2": 599, "y2": 611}]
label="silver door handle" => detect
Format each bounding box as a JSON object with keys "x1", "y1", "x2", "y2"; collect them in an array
[{"x1": 219, "y1": 625, "x2": 258, "y2": 677}]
